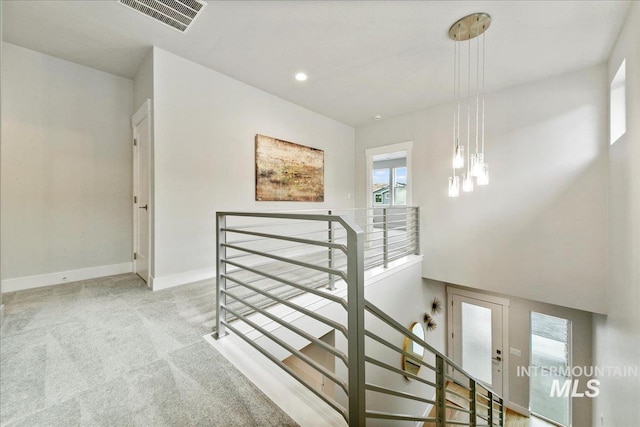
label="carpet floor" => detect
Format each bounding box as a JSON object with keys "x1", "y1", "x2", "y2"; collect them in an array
[{"x1": 0, "y1": 274, "x2": 298, "y2": 427}]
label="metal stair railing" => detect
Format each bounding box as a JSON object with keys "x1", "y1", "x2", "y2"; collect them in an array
[{"x1": 214, "y1": 207, "x2": 504, "y2": 426}]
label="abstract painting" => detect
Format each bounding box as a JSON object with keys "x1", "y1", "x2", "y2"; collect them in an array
[{"x1": 255, "y1": 134, "x2": 324, "y2": 202}]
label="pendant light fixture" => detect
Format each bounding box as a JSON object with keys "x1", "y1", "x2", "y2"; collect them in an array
[{"x1": 448, "y1": 13, "x2": 491, "y2": 197}]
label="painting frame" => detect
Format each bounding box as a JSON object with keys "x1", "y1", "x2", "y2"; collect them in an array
[{"x1": 255, "y1": 134, "x2": 325, "y2": 202}]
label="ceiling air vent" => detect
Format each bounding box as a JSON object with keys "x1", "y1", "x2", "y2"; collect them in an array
[{"x1": 119, "y1": 0, "x2": 206, "y2": 33}]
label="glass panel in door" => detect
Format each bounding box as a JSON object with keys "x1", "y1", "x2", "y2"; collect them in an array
[
  {"x1": 451, "y1": 294, "x2": 504, "y2": 395},
  {"x1": 461, "y1": 302, "x2": 493, "y2": 384}
]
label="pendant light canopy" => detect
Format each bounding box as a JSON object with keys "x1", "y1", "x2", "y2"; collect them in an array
[{"x1": 448, "y1": 13, "x2": 491, "y2": 197}]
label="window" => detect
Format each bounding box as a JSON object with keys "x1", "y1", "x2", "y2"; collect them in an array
[
  {"x1": 530, "y1": 312, "x2": 571, "y2": 426},
  {"x1": 371, "y1": 165, "x2": 406, "y2": 206},
  {"x1": 394, "y1": 167, "x2": 407, "y2": 206},
  {"x1": 372, "y1": 168, "x2": 390, "y2": 205},
  {"x1": 610, "y1": 59, "x2": 626, "y2": 145}
]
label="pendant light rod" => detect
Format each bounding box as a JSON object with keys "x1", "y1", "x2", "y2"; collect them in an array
[{"x1": 448, "y1": 13, "x2": 491, "y2": 197}]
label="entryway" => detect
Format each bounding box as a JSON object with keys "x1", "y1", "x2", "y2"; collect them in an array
[{"x1": 447, "y1": 288, "x2": 509, "y2": 397}]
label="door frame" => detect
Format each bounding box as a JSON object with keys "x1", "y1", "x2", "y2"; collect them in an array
[
  {"x1": 132, "y1": 99, "x2": 153, "y2": 286},
  {"x1": 446, "y1": 286, "x2": 510, "y2": 401}
]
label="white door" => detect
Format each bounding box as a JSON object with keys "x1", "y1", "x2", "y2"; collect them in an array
[
  {"x1": 132, "y1": 101, "x2": 151, "y2": 284},
  {"x1": 451, "y1": 294, "x2": 505, "y2": 395}
]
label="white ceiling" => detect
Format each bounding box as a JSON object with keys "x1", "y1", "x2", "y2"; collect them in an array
[{"x1": 2, "y1": 0, "x2": 632, "y2": 126}]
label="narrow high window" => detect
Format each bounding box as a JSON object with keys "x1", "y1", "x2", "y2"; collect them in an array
[{"x1": 610, "y1": 59, "x2": 626, "y2": 145}]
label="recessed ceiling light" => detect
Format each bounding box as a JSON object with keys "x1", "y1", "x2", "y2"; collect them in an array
[{"x1": 295, "y1": 72, "x2": 308, "y2": 82}]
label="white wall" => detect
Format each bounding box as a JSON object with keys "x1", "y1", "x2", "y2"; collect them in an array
[
  {"x1": 1, "y1": 42, "x2": 133, "y2": 289},
  {"x1": 133, "y1": 49, "x2": 153, "y2": 113},
  {"x1": 151, "y1": 48, "x2": 355, "y2": 287},
  {"x1": 361, "y1": 274, "x2": 447, "y2": 425},
  {"x1": 355, "y1": 65, "x2": 609, "y2": 315},
  {"x1": 593, "y1": 2, "x2": 640, "y2": 426}
]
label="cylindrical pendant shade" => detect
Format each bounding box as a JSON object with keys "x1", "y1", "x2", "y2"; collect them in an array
[{"x1": 448, "y1": 176, "x2": 460, "y2": 197}]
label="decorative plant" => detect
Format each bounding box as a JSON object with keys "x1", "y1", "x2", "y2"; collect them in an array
[
  {"x1": 423, "y1": 313, "x2": 437, "y2": 331},
  {"x1": 431, "y1": 297, "x2": 443, "y2": 315}
]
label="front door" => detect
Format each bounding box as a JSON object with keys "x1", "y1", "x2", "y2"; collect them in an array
[
  {"x1": 132, "y1": 101, "x2": 151, "y2": 283},
  {"x1": 451, "y1": 293, "x2": 505, "y2": 395}
]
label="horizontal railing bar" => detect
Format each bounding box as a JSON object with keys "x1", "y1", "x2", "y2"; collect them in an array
[
  {"x1": 225, "y1": 275, "x2": 327, "y2": 305},
  {"x1": 223, "y1": 227, "x2": 347, "y2": 252},
  {"x1": 223, "y1": 259, "x2": 347, "y2": 308},
  {"x1": 223, "y1": 243, "x2": 347, "y2": 281},
  {"x1": 365, "y1": 299, "x2": 501, "y2": 401},
  {"x1": 220, "y1": 211, "x2": 347, "y2": 225},
  {"x1": 223, "y1": 290, "x2": 349, "y2": 366},
  {"x1": 444, "y1": 375, "x2": 471, "y2": 390},
  {"x1": 365, "y1": 383, "x2": 436, "y2": 405},
  {"x1": 476, "y1": 401, "x2": 490, "y2": 410},
  {"x1": 260, "y1": 206, "x2": 417, "y2": 213},
  {"x1": 221, "y1": 321, "x2": 348, "y2": 423},
  {"x1": 365, "y1": 410, "x2": 435, "y2": 422},
  {"x1": 370, "y1": 218, "x2": 416, "y2": 226},
  {"x1": 225, "y1": 268, "x2": 333, "y2": 296},
  {"x1": 364, "y1": 356, "x2": 437, "y2": 388},
  {"x1": 226, "y1": 228, "x2": 339, "y2": 246},
  {"x1": 225, "y1": 242, "x2": 317, "y2": 260},
  {"x1": 446, "y1": 404, "x2": 471, "y2": 414},
  {"x1": 226, "y1": 252, "x2": 346, "y2": 280},
  {"x1": 363, "y1": 239, "x2": 416, "y2": 251},
  {"x1": 222, "y1": 274, "x2": 348, "y2": 337},
  {"x1": 223, "y1": 305, "x2": 349, "y2": 395},
  {"x1": 364, "y1": 330, "x2": 436, "y2": 372},
  {"x1": 223, "y1": 219, "x2": 337, "y2": 230},
  {"x1": 444, "y1": 420, "x2": 475, "y2": 426},
  {"x1": 446, "y1": 387, "x2": 472, "y2": 402}
]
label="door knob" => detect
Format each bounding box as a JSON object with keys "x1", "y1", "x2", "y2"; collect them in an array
[{"x1": 139, "y1": 204, "x2": 148, "y2": 210}]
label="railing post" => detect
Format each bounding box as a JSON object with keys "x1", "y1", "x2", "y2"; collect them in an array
[
  {"x1": 215, "y1": 213, "x2": 228, "y2": 338},
  {"x1": 327, "y1": 210, "x2": 335, "y2": 290},
  {"x1": 470, "y1": 379, "x2": 477, "y2": 427},
  {"x1": 346, "y1": 225, "x2": 365, "y2": 426},
  {"x1": 435, "y1": 355, "x2": 445, "y2": 427},
  {"x1": 413, "y1": 206, "x2": 421, "y2": 255},
  {"x1": 382, "y1": 208, "x2": 388, "y2": 268},
  {"x1": 487, "y1": 391, "x2": 493, "y2": 427}
]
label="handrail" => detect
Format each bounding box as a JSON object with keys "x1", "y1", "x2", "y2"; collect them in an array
[{"x1": 214, "y1": 207, "x2": 504, "y2": 427}]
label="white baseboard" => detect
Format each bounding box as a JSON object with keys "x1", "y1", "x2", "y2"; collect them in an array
[
  {"x1": 507, "y1": 401, "x2": 530, "y2": 417},
  {"x1": 1, "y1": 262, "x2": 133, "y2": 293},
  {"x1": 150, "y1": 266, "x2": 215, "y2": 291}
]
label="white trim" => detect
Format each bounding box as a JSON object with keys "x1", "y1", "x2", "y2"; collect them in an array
[
  {"x1": 446, "y1": 286, "x2": 510, "y2": 404},
  {"x1": 507, "y1": 401, "x2": 531, "y2": 417},
  {"x1": 131, "y1": 98, "x2": 152, "y2": 128},
  {"x1": 447, "y1": 286, "x2": 511, "y2": 307},
  {"x1": 150, "y1": 266, "x2": 216, "y2": 291},
  {"x1": 1, "y1": 262, "x2": 133, "y2": 293}
]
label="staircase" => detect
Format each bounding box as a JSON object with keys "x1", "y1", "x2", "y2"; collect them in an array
[{"x1": 213, "y1": 208, "x2": 504, "y2": 426}]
